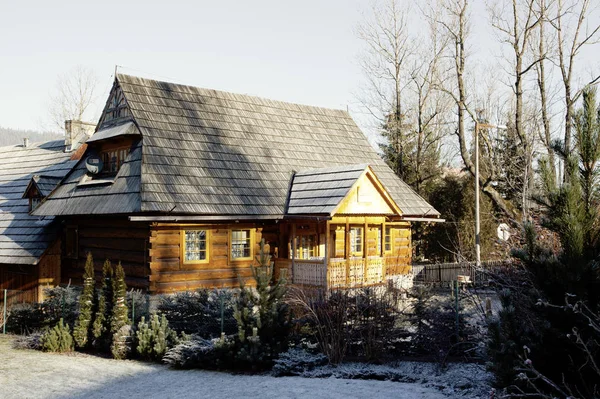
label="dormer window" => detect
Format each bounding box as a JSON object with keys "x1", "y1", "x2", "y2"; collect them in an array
[
  {"x1": 23, "y1": 175, "x2": 61, "y2": 213},
  {"x1": 101, "y1": 147, "x2": 129, "y2": 175},
  {"x1": 30, "y1": 197, "x2": 42, "y2": 211}
]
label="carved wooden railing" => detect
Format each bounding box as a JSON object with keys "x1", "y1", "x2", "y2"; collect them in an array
[{"x1": 292, "y1": 258, "x2": 327, "y2": 286}]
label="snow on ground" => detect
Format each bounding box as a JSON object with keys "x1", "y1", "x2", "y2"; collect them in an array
[{"x1": 0, "y1": 336, "x2": 486, "y2": 399}]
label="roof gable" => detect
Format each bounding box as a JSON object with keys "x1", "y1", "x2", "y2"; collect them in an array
[{"x1": 287, "y1": 164, "x2": 401, "y2": 216}]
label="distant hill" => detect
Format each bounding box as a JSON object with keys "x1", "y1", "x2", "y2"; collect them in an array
[{"x1": 0, "y1": 126, "x2": 64, "y2": 147}]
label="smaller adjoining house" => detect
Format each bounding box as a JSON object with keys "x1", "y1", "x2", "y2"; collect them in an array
[
  {"x1": 0, "y1": 121, "x2": 95, "y2": 303},
  {"x1": 31, "y1": 74, "x2": 442, "y2": 294}
]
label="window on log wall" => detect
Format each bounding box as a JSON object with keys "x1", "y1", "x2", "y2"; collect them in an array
[
  {"x1": 350, "y1": 227, "x2": 363, "y2": 256},
  {"x1": 231, "y1": 229, "x2": 252, "y2": 260},
  {"x1": 183, "y1": 230, "x2": 209, "y2": 263}
]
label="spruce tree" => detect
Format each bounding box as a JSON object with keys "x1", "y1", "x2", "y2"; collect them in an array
[
  {"x1": 73, "y1": 253, "x2": 96, "y2": 349},
  {"x1": 92, "y1": 259, "x2": 113, "y2": 350}
]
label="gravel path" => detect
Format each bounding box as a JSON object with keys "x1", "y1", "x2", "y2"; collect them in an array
[{"x1": 0, "y1": 336, "x2": 449, "y2": 399}]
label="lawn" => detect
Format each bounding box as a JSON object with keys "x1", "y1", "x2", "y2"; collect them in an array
[{"x1": 0, "y1": 335, "x2": 456, "y2": 399}]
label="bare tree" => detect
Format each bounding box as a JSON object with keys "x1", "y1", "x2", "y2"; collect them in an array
[
  {"x1": 533, "y1": 0, "x2": 557, "y2": 186},
  {"x1": 433, "y1": 0, "x2": 520, "y2": 222},
  {"x1": 552, "y1": 0, "x2": 600, "y2": 181},
  {"x1": 489, "y1": 0, "x2": 544, "y2": 220},
  {"x1": 48, "y1": 66, "x2": 99, "y2": 131}
]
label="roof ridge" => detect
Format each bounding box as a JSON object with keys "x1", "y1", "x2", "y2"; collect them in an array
[{"x1": 116, "y1": 73, "x2": 352, "y2": 117}]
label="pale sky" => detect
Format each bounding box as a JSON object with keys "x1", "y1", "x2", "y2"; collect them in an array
[{"x1": 0, "y1": 0, "x2": 598, "y2": 137}]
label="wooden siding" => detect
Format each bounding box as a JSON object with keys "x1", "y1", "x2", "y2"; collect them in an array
[
  {"x1": 0, "y1": 264, "x2": 38, "y2": 304},
  {"x1": 61, "y1": 219, "x2": 150, "y2": 289},
  {"x1": 149, "y1": 224, "x2": 263, "y2": 293}
]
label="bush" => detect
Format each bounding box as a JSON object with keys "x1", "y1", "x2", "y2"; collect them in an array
[
  {"x1": 135, "y1": 314, "x2": 179, "y2": 361},
  {"x1": 163, "y1": 335, "x2": 235, "y2": 369},
  {"x1": 290, "y1": 286, "x2": 405, "y2": 364},
  {"x1": 13, "y1": 332, "x2": 43, "y2": 350},
  {"x1": 271, "y1": 348, "x2": 328, "y2": 376},
  {"x1": 41, "y1": 318, "x2": 74, "y2": 353},
  {"x1": 5, "y1": 286, "x2": 80, "y2": 335},
  {"x1": 157, "y1": 289, "x2": 236, "y2": 338},
  {"x1": 111, "y1": 324, "x2": 133, "y2": 360}
]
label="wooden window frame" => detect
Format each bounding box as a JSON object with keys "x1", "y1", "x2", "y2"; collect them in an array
[
  {"x1": 229, "y1": 229, "x2": 254, "y2": 261},
  {"x1": 384, "y1": 226, "x2": 392, "y2": 253},
  {"x1": 181, "y1": 229, "x2": 210, "y2": 264},
  {"x1": 99, "y1": 146, "x2": 130, "y2": 176},
  {"x1": 350, "y1": 226, "x2": 363, "y2": 256}
]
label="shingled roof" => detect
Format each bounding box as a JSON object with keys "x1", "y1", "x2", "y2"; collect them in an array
[
  {"x1": 35, "y1": 74, "x2": 439, "y2": 218},
  {"x1": 0, "y1": 140, "x2": 77, "y2": 264}
]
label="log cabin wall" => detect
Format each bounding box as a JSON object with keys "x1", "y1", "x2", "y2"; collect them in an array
[
  {"x1": 0, "y1": 264, "x2": 38, "y2": 304},
  {"x1": 61, "y1": 218, "x2": 150, "y2": 290},
  {"x1": 149, "y1": 223, "x2": 264, "y2": 293},
  {"x1": 37, "y1": 238, "x2": 62, "y2": 301}
]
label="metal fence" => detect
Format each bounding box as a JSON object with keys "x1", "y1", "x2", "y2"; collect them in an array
[{"x1": 412, "y1": 259, "x2": 514, "y2": 286}]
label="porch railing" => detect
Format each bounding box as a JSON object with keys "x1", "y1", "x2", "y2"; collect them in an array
[{"x1": 298, "y1": 257, "x2": 385, "y2": 288}]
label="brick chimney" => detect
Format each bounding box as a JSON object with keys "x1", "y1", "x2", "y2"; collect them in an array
[{"x1": 64, "y1": 120, "x2": 96, "y2": 152}]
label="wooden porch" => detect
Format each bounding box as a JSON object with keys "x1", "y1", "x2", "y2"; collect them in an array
[
  {"x1": 271, "y1": 216, "x2": 412, "y2": 289},
  {"x1": 274, "y1": 255, "x2": 410, "y2": 288}
]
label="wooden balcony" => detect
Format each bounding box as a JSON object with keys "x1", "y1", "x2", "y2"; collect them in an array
[{"x1": 274, "y1": 256, "x2": 405, "y2": 288}]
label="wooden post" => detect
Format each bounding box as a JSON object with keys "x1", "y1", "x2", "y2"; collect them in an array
[
  {"x1": 324, "y1": 220, "x2": 329, "y2": 289},
  {"x1": 345, "y1": 217, "x2": 350, "y2": 286},
  {"x1": 363, "y1": 219, "x2": 368, "y2": 285},
  {"x1": 381, "y1": 221, "x2": 386, "y2": 281},
  {"x1": 291, "y1": 223, "x2": 296, "y2": 284}
]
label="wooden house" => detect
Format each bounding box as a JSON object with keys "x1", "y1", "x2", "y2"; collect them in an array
[
  {"x1": 33, "y1": 74, "x2": 442, "y2": 293},
  {"x1": 0, "y1": 121, "x2": 94, "y2": 303}
]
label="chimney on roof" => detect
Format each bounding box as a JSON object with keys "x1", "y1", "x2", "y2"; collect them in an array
[
  {"x1": 64, "y1": 120, "x2": 96, "y2": 152},
  {"x1": 23, "y1": 138, "x2": 29, "y2": 148}
]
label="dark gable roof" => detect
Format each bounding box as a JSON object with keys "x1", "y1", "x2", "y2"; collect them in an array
[
  {"x1": 0, "y1": 140, "x2": 77, "y2": 265},
  {"x1": 36, "y1": 74, "x2": 439, "y2": 218}
]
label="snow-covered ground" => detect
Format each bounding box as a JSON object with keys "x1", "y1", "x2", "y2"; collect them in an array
[{"x1": 0, "y1": 336, "x2": 490, "y2": 399}]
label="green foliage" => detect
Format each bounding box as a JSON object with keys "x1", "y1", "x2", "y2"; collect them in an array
[
  {"x1": 92, "y1": 260, "x2": 113, "y2": 351},
  {"x1": 109, "y1": 262, "x2": 129, "y2": 359},
  {"x1": 41, "y1": 318, "x2": 74, "y2": 353},
  {"x1": 73, "y1": 253, "x2": 96, "y2": 349},
  {"x1": 111, "y1": 324, "x2": 132, "y2": 360},
  {"x1": 233, "y1": 239, "x2": 291, "y2": 369},
  {"x1": 424, "y1": 174, "x2": 498, "y2": 261},
  {"x1": 110, "y1": 262, "x2": 129, "y2": 336},
  {"x1": 488, "y1": 87, "x2": 600, "y2": 396},
  {"x1": 135, "y1": 314, "x2": 179, "y2": 361}
]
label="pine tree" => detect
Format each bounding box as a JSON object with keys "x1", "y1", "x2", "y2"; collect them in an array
[
  {"x1": 110, "y1": 262, "x2": 130, "y2": 359},
  {"x1": 73, "y1": 253, "x2": 96, "y2": 349},
  {"x1": 92, "y1": 259, "x2": 113, "y2": 350},
  {"x1": 42, "y1": 318, "x2": 74, "y2": 353},
  {"x1": 233, "y1": 239, "x2": 290, "y2": 367}
]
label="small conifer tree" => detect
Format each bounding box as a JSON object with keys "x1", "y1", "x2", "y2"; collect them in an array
[
  {"x1": 73, "y1": 253, "x2": 96, "y2": 349},
  {"x1": 42, "y1": 318, "x2": 74, "y2": 353},
  {"x1": 92, "y1": 259, "x2": 113, "y2": 350},
  {"x1": 136, "y1": 314, "x2": 179, "y2": 361}
]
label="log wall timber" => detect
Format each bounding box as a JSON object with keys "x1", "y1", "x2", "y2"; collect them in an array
[
  {"x1": 0, "y1": 264, "x2": 38, "y2": 304},
  {"x1": 37, "y1": 238, "x2": 61, "y2": 301},
  {"x1": 61, "y1": 218, "x2": 150, "y2": 289},
  {"x1": 149, "y1": 223, "x2": 263, "y2": 293}
]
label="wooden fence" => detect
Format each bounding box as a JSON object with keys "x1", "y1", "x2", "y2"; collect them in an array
[{"x1": 411, "y1": 259, "x2": 514, "y2": 285}]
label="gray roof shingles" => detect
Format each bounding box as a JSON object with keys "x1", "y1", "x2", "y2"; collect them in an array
[
  {"x1": 36, "y1": 74, "x2": 438, "y2": 218},
  {"x1": 0, "y1": 140, "x2": 76, "y2": 264}
]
